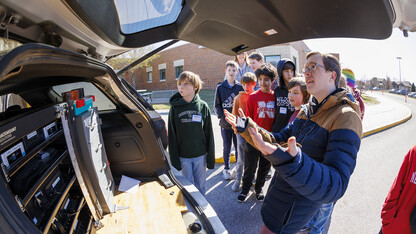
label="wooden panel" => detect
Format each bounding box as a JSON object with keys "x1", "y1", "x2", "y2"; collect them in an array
[
  {"x1": 167, "y1": 185, "x2": 188, "y2": 213},
  {"x1": 97, "y1": 181, "x2": 188, "y2": 233}
]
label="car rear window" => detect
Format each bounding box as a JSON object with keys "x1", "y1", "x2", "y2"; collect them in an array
[{"x1": 114, "y1": 0, "x2": 182, "y2": 34}]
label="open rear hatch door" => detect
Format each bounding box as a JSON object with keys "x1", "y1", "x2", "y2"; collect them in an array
[
  {"x1": 0, "y1": 44, "x2": 225, "y2": 233},
  {"x1": 2, "y1": 0, "x2": 395, "y2": 59}
]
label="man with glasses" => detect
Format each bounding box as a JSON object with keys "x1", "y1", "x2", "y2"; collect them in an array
[{"x1": 224, "y1": 51, "x2": 362, "y2": 233}]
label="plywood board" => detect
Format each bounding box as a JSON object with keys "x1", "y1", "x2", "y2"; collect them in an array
[{"x1": 97, "y1": 181, "x2": 188, "y2": 233}]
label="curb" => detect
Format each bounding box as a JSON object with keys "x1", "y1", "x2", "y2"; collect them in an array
[
  {"x1": 214, "y1": 113, "x2": 413, "y2": 164},
  {"x1": 215, "y1": 154, "x2": 236, "y2": 164},
  {"x1": 362, "y1": 112, "x2": 412, "y2": 138}
]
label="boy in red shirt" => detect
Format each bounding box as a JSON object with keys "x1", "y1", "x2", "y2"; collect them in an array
[
  {"x1": 381, "y1": 145, "x2": 416, "y2": 233},
  {"x1": 231, "y1": 72, "x2": 257, "y2": 192},
  {"x1": 237, "y1": 63, "x2": 277, "y2": 202}
]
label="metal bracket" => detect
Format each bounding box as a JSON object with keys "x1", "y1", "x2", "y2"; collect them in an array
[
  {"x1": 14, "y1": 195, "x2": 25, "y2": 212},
  {"x1": 112, "y1": 204, "x2": 129, "y2": 213},
  {"x1": 0, "y1": 9, "x2": 21, "y2": 39},
  {"x1": 55, "y1": 103, "x2": 68, "y2": 119},
  {"x1": 1, "y1": 163, "x2": 10, "y2": 182},
  {"x1": 93, "y1": 220, "x2": 104, "y2": 230},
  {"x1": 157, "y1": 171, "x2": 174, "y2": 188}
]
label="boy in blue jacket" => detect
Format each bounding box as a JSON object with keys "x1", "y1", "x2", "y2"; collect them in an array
[{"x1": 214, "y1": 60, "x2": 244, "y2": 180}]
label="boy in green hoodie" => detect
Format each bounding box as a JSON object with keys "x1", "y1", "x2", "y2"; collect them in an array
[{"x1": 168, "y1": 71, "x2": 215, "y2": 195}]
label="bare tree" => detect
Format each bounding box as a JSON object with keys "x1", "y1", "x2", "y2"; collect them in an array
[
  {"x1": 107, "y1": 47, "x2": 160, "y2": 88},
  {"x1": 369, "y1": 77, "x2": 378, "y2": 88},
  {"x1": 386, "y1": 76, "x2": 392, "y2": 90},
  {"x1": 356, "y1": 80, "x2": 365, "y2": 90},
  {"x1": 360, "y1": 75, "x2": 367, "y2": 89}
]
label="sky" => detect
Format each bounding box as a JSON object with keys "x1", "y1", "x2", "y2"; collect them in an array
[
  {"x1": 304, "y1": 28, "x2": 416, "y2": 84},
  {"x1": 154, "y1": 28, "x2": 416, "y2": 84}
]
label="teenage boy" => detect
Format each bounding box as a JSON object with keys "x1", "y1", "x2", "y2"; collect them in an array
[
  {"x1": 287, "y1": 76, "x2": 310, "y2": 124},
  {"x1": 231, "y1": 72, "x2": 257, "y2": 192},
  {"x1": 237, "y1": 63, "x2": 276, "y2": 202},
  {"x1": 266, "y1": 59, "x2": 297, "y2": 180},
  {"x1": 248, "y1": 52, "x2": 264, "y2": 90},
  {"x1": 214, "y1": 60, "x2": 244, "y2": 180},
  {"x1": 248, "y1": 51, "x2": 264, "y2": 72},
  {"x1": 381, "y1": 145, "x2": 416, "y2": 234},
  {"x1": 272, "y1": 59, "x2": 296, "y2": 133},
  {"x1": 168, "y1": 71, "x2": 215, "y2": 195}
]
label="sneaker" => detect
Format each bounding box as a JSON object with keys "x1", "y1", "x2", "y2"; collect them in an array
[
  {"x1": 222, "y1": 169, "x2": 231, "y2": 180},
  {"x1": 231, "y1": 179, "x2": 242, "y2": 192},
  {"x1": 230, "y1": 168, "x2": 236, "y2": 179},
  {"x1": 237, "y1": 192, "x2": 248, "y2": 203},
  {"x1": 230, "y1": 149, "x2": 236, "y2": 157},
  {"x1": 255, "y1": 190, "x2": 265, "y2": 202}
]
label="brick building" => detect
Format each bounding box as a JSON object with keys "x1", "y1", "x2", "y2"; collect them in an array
[{"x1": 130, "y1": 41, "x2": 311, "y2": 91}]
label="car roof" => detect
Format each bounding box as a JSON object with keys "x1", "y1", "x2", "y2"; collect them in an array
[{"x1": 0, "y1": 0, "x2": 409, "y2": 59}]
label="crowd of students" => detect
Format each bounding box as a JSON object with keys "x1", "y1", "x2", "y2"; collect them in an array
[{"x1": 168, "y1": 50, "x2": 369, "y2": 233}]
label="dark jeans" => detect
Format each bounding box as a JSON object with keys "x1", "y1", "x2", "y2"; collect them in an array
[
  {"x1": 241, "y1": 143, "x2": 271, "y2": 193},
  {"x1": 220, "y1": 127, "x2": 237, "y2": 170}
]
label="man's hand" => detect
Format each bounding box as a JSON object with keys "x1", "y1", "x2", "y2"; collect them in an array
[
  {"x1": 224, "y1": 108, "x2": 246, "y2": 128},
  {"x1": 224, "y1": 109, "x2": 237, "y2": 128},
  {"x1": 249, "y1": 127, "x2": 298, "y2": 157},
  {"x1": 286, "y1": 136, "x2": 299, "y2": 156},
  {"x1": 237, "y1": 108, "x2": 246, "y2": 118},
  {"x1": 248, "y1": 127, "x2": 277, "y2": 155}
]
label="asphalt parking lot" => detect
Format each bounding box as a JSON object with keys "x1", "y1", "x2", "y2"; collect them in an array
[
  {"x1": 204, "y1": 164, "x2": 274, "y2": 234},
  {"x1": 157, "y1": 109, "x2": 331, "y2": 233},
  {"x1": 158, "y1": 109, "x2": 272, "y2": 233}
]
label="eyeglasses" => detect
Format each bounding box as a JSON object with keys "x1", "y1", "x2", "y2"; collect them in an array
[{"x1": 302, "y1": 63, "x2": 326, "y2": 74}]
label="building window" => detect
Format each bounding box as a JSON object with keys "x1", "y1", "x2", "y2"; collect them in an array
[
  {"x1": 160, "y1": 69, "x2": 166, "y2": 81},
  {"x1": 147, "y1": 72, "x2": 152, "y2": 83},
  {"x1": 146, "y1": 67, "x2": 153, "y2": 83},
  {"x1": 173, "y1": 59, "x2": 184, "y2": 79},
  {"x1": 175, "y1": 66, "x2": 183, "y2": 79},
  {"x1": 292, "y1": 56, "x2": 298, "y2": 72},
  {"x1": 264, "y1": 55, "x2": 281, "y2": 64},
  {"x1": 158, "y1": 63, "x2": 166, "y2": 82}
]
